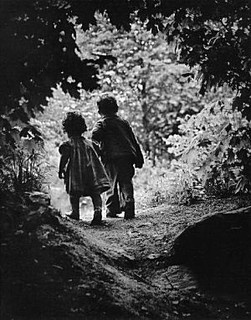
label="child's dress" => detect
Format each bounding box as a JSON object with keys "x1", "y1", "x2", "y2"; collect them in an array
[{"x1": 59, "y1": 136, "x2": 110, "y2": 196}]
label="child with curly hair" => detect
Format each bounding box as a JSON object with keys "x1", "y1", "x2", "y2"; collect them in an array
[{"x1": 58, "y1": 112, "x2": 110, "y2": 225}]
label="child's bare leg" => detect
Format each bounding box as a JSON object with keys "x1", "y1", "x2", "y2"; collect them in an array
[
  {"x1": 90, "y1": 193, "x2": 102, "y2": 225},
  {"x1": 69, "y1": 195, "x2": 80, "y2": 220}
]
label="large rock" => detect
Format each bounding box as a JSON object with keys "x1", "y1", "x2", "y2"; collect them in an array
[{"x1": 169, "y1": 206, "x2": 251, "y2": 293}]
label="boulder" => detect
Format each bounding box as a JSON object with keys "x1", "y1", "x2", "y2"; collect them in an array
[{"x1": 169, "y1": 206, "x2": 251, "y2": 293}]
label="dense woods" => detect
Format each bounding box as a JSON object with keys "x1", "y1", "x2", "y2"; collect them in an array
[
  {"x1": 1, "y1": 1, "x2": 251, "y2": 319},
  {"x1": 1, "y1": 0, "x2": 250, "y2": 198}
]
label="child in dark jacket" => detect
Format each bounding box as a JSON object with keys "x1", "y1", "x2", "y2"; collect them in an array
[
  {"x1": 59, "y1": 112, "x2": 110, "y2": 225},
  {"x1": 91, "y1": 96, "x2": 144, "y2": 219}
]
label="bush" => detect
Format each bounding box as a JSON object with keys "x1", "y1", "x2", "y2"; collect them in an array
[
  {"x1": 166, "y1": 99, "x2": 251, "y2": 196},
  {"x1": 134, "y1": 158, "x2": 204, "y2": 208},
  {"x1": 0, "y1": 135, "x2": 46, "y2": 194}
]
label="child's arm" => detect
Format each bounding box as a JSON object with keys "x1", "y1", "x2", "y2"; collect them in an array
[
  {"x1": 58, "y1": 143, "x2": 70, "y2": 179},
  {"x1": 58, "y1": 154, "x2": 69, "y2": 179},
  {"x1": 91, "y1": 120, "x2": 104, "y2": 143},
  {"x1": 126, "y1": 122, "x2": 144, "y2": 169}
]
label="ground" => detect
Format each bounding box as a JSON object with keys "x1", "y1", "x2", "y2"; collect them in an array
[{"x1": 1, "y1": 194, "x2": 251, "y2": 320}]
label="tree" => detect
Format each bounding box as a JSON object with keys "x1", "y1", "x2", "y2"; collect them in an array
[
  {"x1": 77, "y1": 14, "x2": 220, "y2": 161},
  {"x1": 142, "y1": 0, "x2": 251, "y2": 119},
  {"x1": 1, "y1": 0, "x2": 250, "y2": 192},
  {"x1": 1, "y1": 0, "x2": 250, "y2": 125},
  {"x1": 0, "y1": 1, "x2": 91, "y2": 125},
  {"x1": 0, "y1": 0, "x2": 141, "y2": 143}
]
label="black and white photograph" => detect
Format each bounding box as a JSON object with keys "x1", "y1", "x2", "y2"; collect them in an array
[{"x1": 1, "y1": 1, "x2": 251, "y2": 319}]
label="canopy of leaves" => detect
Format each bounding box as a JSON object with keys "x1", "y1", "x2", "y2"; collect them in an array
[
  {"x1": 0, "y1": 0, "x2": 136, "y2": 146},
  {"x1": 163, "y1": 0, "x2": 251, "y2": 119},
  {"x1": 1, "y1": 0, "x2": 95, "y2": 120},
  {"x1": 1, "y1": 0, "x2": 250, "y2": 122},
  {"x1": 76, "y1": 14, "x2": 234, "y2": 160},
  {"x1": 1, "y1": 0, "x2": 250, "y2": 196}
]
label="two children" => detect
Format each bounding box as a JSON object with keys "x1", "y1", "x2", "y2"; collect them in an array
[{"x1": 59, "y1": 97, "x2": 144, "y2": 224}]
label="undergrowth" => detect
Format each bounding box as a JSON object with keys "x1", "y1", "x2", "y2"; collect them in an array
[{"x1": 134, "y1": 158, "x2": 204, "y2": 209}]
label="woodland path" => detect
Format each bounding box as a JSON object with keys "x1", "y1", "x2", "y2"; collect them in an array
[
  {"x1": 65, "y1": 195, "x2": 251, "y2": 320},
  {"x1": 2, "y1": 194, "x2": 251, "y2": 320}
]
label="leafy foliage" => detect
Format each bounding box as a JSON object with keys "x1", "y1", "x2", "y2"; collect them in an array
[
  {"x1": 39, "y1": 13, "x2": 248, "y2": 199},
  {"x1": 0, "y1": 134, "x2": 45, "y2": 194},
  {"x1": 1, "y1": 0, "x2": 250, "y2": 198},
  {"x1": 76, "y1": 14, "x2": 216, "y2": 161},
  {"x1": 134, "y1": 158, "x2": 204, "y2": 206},
  {"x1": 167, "y1": 100, "x2": 251, "y2": 195},
  {"x1": 1, "y1": 0, "x2": 250, "y2": 130},
  {"x1": 1, "y1": 0, "x2": 98, "y2": 135},
  {"x1": 168, "y1": 1, "x2": 250, "y2": 119}
]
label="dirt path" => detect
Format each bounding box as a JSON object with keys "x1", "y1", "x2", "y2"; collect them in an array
[
  {"x1": 2, "y1": 194, "x2": 251, "y2": 320},
  {"x1": 72, "y1": 195, "x2": 251, "y2": 320}
]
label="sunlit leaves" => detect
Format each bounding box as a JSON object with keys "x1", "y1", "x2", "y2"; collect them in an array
[
  {"x1": 167, "y1": 99, "x2": 251, "y2": 194},
  {"x1": 77, "y1": 14, "x2": 209, "y2": 160},
  {"x1": 164, "y1": 0, "x2": 251, "y2": 119}
]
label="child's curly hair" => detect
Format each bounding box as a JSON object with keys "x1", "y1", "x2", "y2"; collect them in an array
[{"x1": 62, "y1": 112, "x2": 87, "y2": 136}]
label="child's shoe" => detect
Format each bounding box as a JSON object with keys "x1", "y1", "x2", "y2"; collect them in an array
[
  {"x1": 124, "y1": 200, "x2": 135, "y2": 220},
  {"x1": 124, "y1": 212, "x2": 135, "y2": 220},
  {"x1": 91, "y1": 209, "x2": 102, "y2": 226}
]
